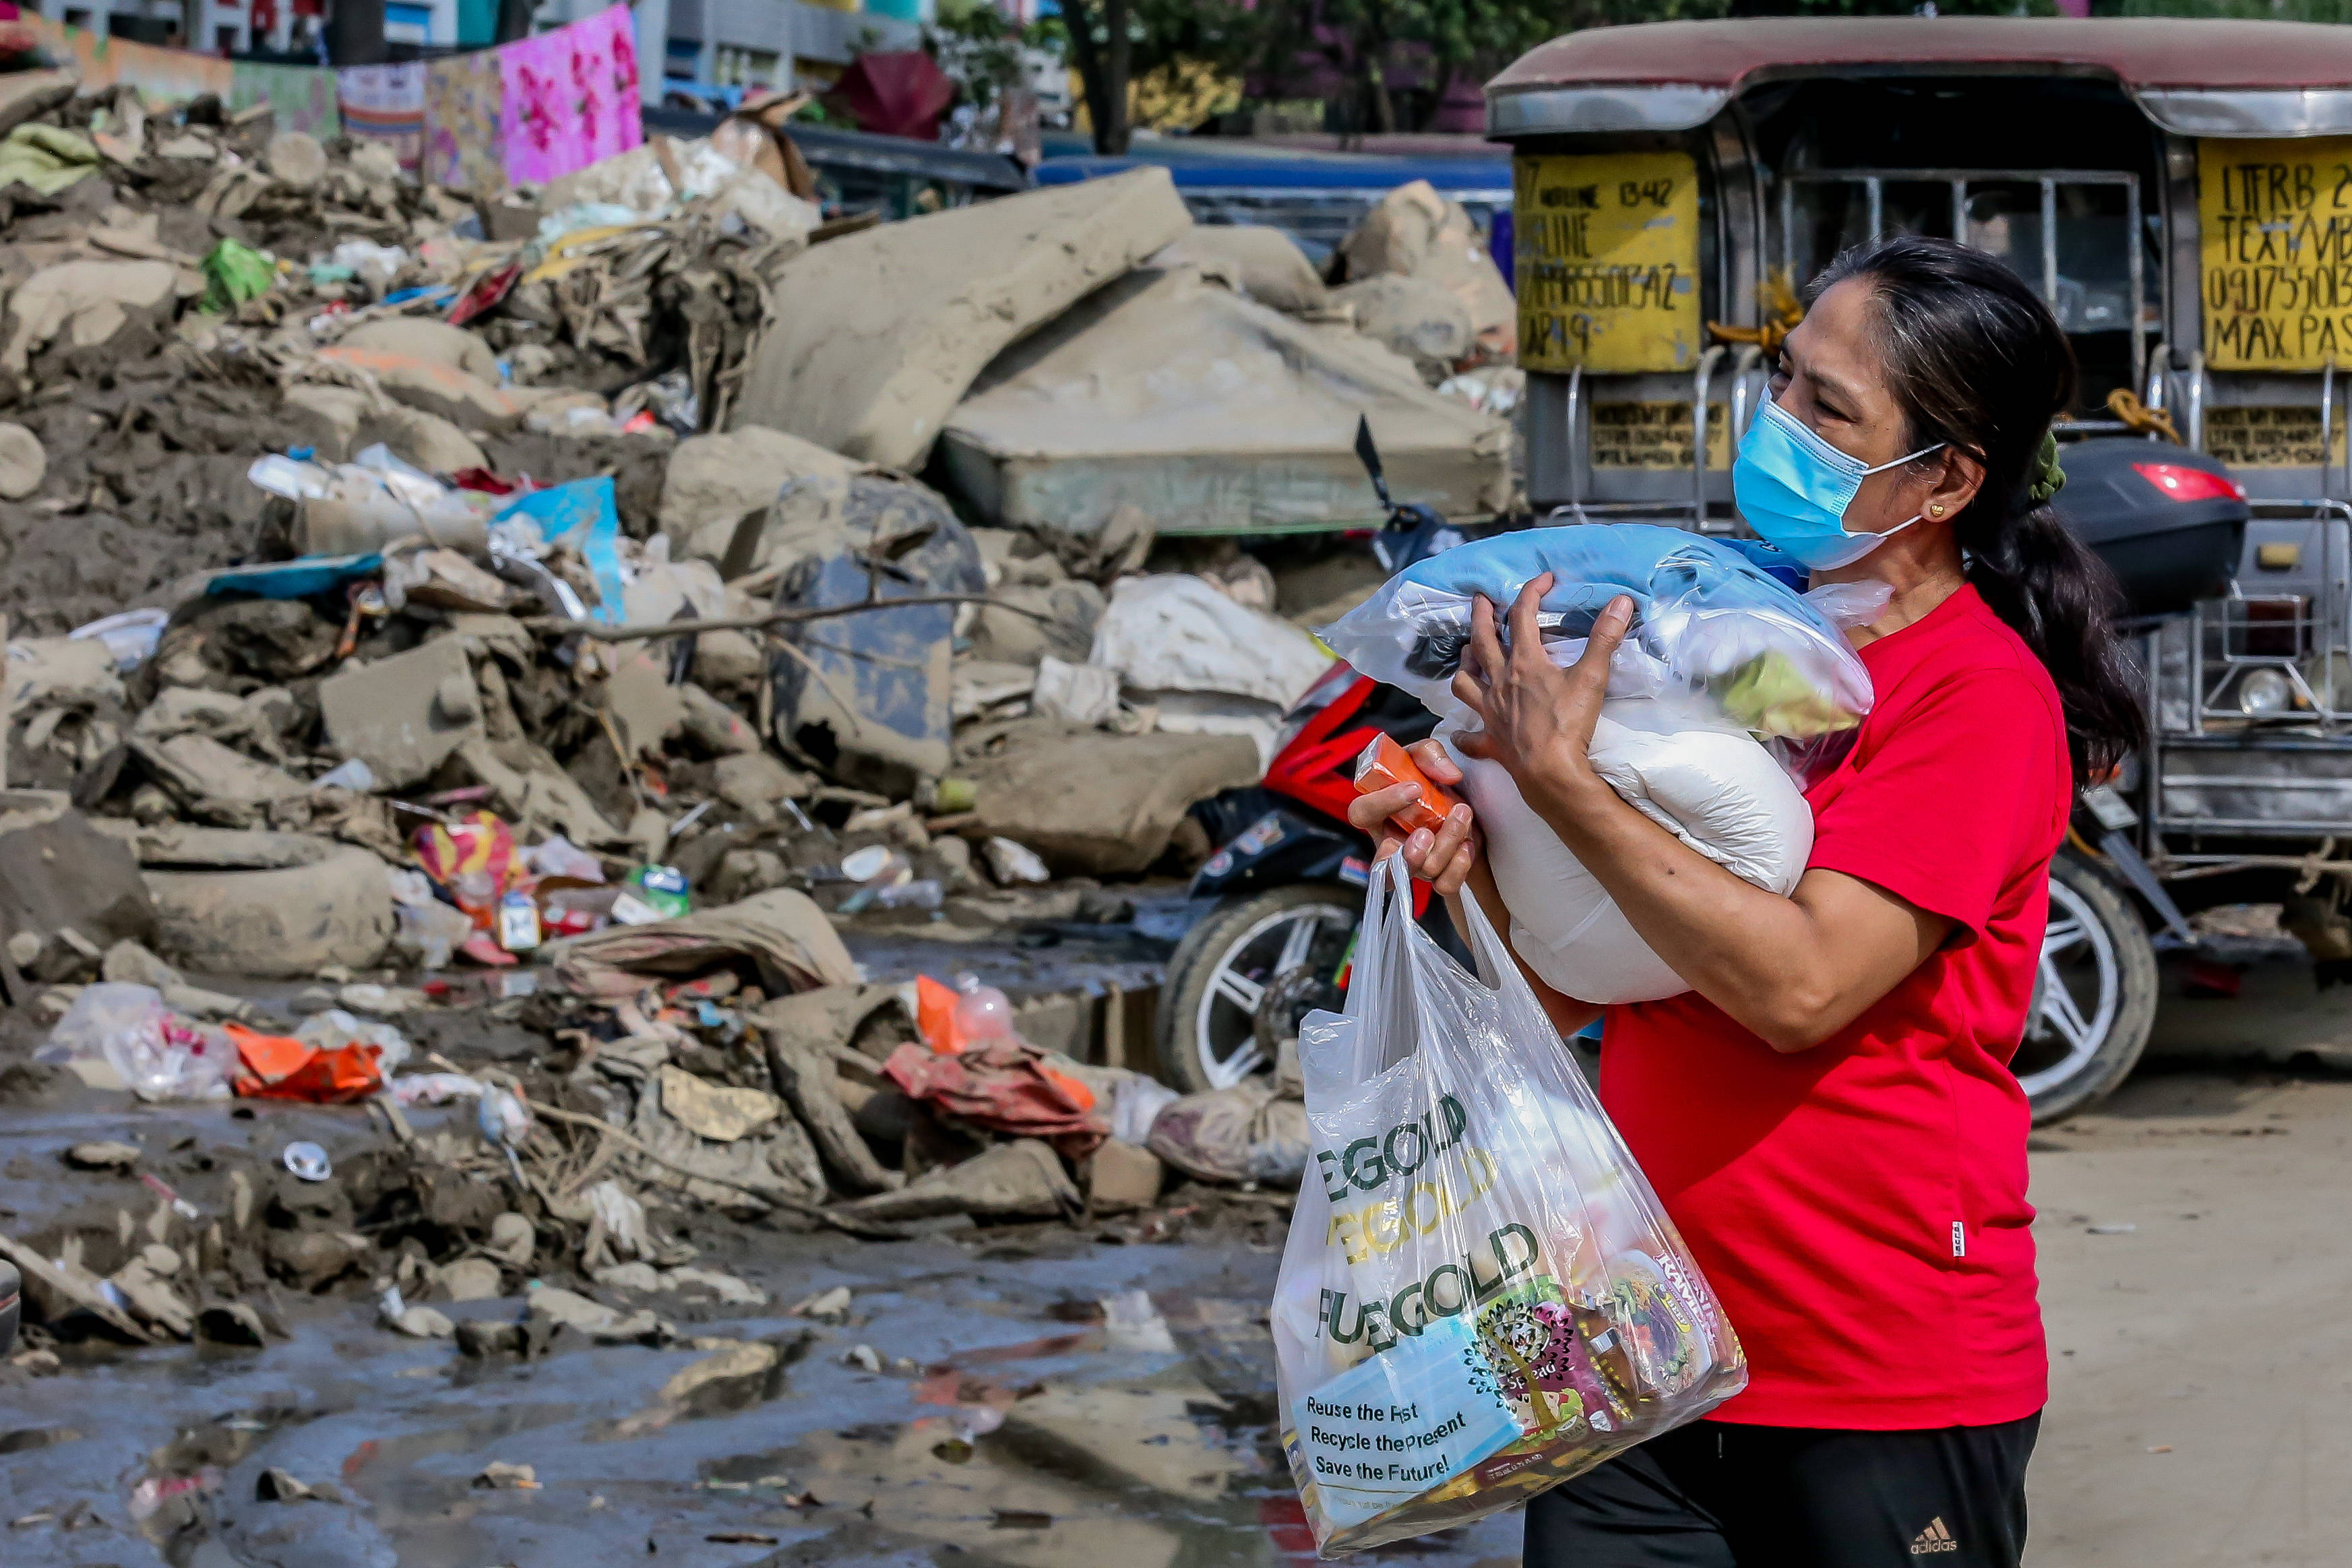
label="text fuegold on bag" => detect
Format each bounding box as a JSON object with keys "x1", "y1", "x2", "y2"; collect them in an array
[{"x1": 1271, "y1": 857, "x2": 1746, "y2": 1554}]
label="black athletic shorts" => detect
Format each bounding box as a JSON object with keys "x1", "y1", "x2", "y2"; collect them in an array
[{"x1": 1522, "y1": 1414, "x2": 2039, "y2": 1568}]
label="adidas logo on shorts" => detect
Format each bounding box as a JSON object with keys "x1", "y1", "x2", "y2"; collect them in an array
[{"x1": 1910, "y1": 1517, "x2": 1959, "y2": 1555}]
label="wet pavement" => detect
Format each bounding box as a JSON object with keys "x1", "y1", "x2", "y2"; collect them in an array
[{"x1": 0, "y1": 1222, "x2": 1523, "y2": 1568}]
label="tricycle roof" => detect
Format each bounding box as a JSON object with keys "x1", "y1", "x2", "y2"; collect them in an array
[{"x1": 1488, "y1": 18, "x2": 2352, "y2": 140}]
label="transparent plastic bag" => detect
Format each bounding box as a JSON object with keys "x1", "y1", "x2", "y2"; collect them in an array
[
  {"x1": 1318, "y1": 524, "x2": 1875, "y2": 740},
  {"x1": 1272, "y1": 858, "x2": 1745, "y2": 1555},
  {"x1": 34, "y1": 982, "x2": 235, "y2": 1101}
]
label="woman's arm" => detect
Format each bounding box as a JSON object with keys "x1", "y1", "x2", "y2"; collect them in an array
[
  {"x1": 1353, "y1": 769, "x2": 1605, "y2": 1043},
  {"x1": 1451, "y1": 581, "x2": 1950, "y2": 1053}
]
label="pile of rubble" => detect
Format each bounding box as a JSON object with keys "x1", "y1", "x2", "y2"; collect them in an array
[
  {"x1": 0, "y1": 89, "x2": 1521, "y2": 1360},
  {"x1": 0, "y1": 78, "x2": 813, "y2": 635}
]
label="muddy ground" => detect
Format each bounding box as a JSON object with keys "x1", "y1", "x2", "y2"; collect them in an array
[{"x1": 1, "y1": 996, "x2": 2345, "y2": 1567}]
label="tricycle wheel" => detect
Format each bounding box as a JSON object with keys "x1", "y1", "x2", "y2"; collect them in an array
[
  {"x1": 1158, "y1": 884, "x2": 1358, "y2": 1094},
  {"x1": 2016, "y1": 851, "x2": 2159, "y2": 1125}
]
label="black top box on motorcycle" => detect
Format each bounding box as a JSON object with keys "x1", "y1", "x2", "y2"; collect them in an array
[{"x1": 2047, "y1": 437, "x2": 2246, "y2": 619}]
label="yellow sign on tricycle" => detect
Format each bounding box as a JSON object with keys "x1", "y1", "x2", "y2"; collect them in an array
[
  {"x1": 2199, "y1": 137, "x2": 2352, "y2": 370},
  {"x1": 1514, "y1": 150, "x2": 1702, "y2": 375}
]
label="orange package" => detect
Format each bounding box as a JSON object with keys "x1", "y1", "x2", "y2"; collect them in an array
[
  {"x1": 226, "y1": 1024, "x2": 385, "y2": 1104},
  {"x1": 1353, "y1": 733, "x2": 1462, "y2": 836}
]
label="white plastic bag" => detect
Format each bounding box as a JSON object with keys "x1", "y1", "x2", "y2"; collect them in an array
[
  {"x1": 1272, "y1": 858, "x2": 1744, "y2": 1554},
  {"x1": 1438, "y1": 691, "x2": 1814, "y2": 1005}
]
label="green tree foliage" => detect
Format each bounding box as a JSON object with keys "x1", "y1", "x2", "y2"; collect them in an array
[
  {"x1": 928, "y1": 0, "x2": 1034, "y2": 114},
  {"x1": 1059, "y1": 0, "x2": 2076, "y2": 154},
  {"x1": 2106, "y1": 0, "x2": 2352, "y2": 18}
]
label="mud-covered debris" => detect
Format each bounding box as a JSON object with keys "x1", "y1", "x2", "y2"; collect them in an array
[
  {"x1": 485, "y1": 1212, "x2": 536, "y2": 1268},
  {"x1": 527, "y1": 1285, "x2": 669, "y2": 1343},
  {"x1": 543, "y1": 888, "x2": 856, "y2": 1001},
  {"x1": 388, "y1": 1305, "x2": 456, "y2": 1340},
  {"x1": 255, "y1": 1467, "x2": 342, "y2": 1503},
  {"x1": 316, "y1": 637, "x2": 483, "y2": 789},
  {"x1": 0, "y1": 1234, "x2": 152, "y2": 1344},
  {"x1": 954, "y1": 720, "x2": 1260, "y2": 877},
  {"x1": 981, "y1": 836, "x2": 1050, "y2": 886},
  {"x1": 736, "y1": 167, "x2": 1189, "y2": 469},
  {"x1": 1146, "y1": 1079, "x2": 1310, "y2": 1187},
  {"x1": 196, "y1": 1302, "x2": 270, "y2": 1346},
  {"x1": 109, "y1": 1244, "x2": 195, "y2": 1339},
  {"x1": 0, "y1": 420, "x2": 44, "y2": 499},
  {"x1": 835, "y1": 1137, "x2": 1080, "y2": 1225},
  {"x1": 1081, "y1": 1140, "x2": 1165, "y2": 1214},
  {"x1": 789, "y1": 1284, "x2": 853, "y2": 1322},
  {"x1": 658, "y1": 1062, "x2": 780, "y2": 1143},
  {"x1": 1332, "y1": 178, "x2": 1518, "y2": 363},
  {"x1": 439, "y1": 1257, "x2": 502, "y2": 1302},
  {"x1": 62, "y1": 1140, "x2": 140, "y2": 1171},
  {"x1": 472, "y1": 1462, "x2": 540, "y2": 1491}
]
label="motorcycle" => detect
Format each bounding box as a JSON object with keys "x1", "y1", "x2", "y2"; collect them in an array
[{"x1": 1155, "y1": 422, "x2": 1469, "y2": 1094}]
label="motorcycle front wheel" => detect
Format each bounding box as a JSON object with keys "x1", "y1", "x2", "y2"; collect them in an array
[{"x1": 1157, "y1": 884, "x2": 1358, "y2": 1094}]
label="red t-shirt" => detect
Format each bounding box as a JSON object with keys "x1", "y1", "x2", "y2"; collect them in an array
[{"x1": 1601, "y1": 584, "x2": 2070, "y2": 1430}]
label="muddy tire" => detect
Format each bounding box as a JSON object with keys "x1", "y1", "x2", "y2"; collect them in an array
[
  {"x1": 2016, "y1": 852, "x2": 2159, "y2": 1125},
  {"x1": 1158, "y1": 884, "x2": 1358, "y2": 1095},
  {"x1": 142, "y1": 831, "x2": 394, "y2": 978}
]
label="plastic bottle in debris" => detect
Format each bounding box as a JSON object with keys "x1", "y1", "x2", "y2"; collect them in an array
[
  {"x1": 952, "y1": 973, "x2": 1018, "y2": 1048},
  {"x1": 497, "y1": 891, "x2": 542, "y2": 951}
]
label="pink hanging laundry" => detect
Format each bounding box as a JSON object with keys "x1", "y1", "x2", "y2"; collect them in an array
[{"x1": 499, "y1": 4, "x2": 642, "y2": 188}]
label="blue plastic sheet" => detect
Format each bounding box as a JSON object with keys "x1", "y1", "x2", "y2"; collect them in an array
[
  {"x1": 499, "y1": 476, "x2": 624, "y2": 623},
  {"x1": 206, "y1": 552, "x2": 383, "y2": 600}
]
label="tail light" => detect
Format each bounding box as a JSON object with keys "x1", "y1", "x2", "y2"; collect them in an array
[{"x1": 2132, "y1": 462, "x2": 2246, "y2": 503}]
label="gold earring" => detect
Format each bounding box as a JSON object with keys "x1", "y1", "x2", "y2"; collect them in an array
[{"x1": 1929, "y1": 503, "x2": 1945, "y2": 516}]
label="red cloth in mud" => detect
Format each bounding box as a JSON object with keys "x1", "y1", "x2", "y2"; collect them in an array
[{"x1": 882, "y1": 1039, "x2": 1107, "y2": 1159}]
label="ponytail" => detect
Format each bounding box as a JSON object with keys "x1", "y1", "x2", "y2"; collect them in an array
[
  {"x1": 1811, "y1": 236, "x2": 2148, "y2": 779},
  {"x1": 1966, "y1": 505, "x2": 2147, "y2": 778}
]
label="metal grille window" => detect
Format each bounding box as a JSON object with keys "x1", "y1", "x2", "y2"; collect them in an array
[{"x1": 1775, "y1": 168, "x2": 2149, "y2": 392}]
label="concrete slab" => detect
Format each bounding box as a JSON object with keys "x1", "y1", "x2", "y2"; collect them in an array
[
  {"x1": 731, "y1": 167, "x2": 1190, "y2": 470},
  {"x1": 317, "y1": 637, "x2": 485, "y2": 789}
]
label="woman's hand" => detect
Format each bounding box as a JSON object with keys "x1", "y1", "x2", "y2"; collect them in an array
[
  {"x1": 1450, "y1": 573, "x2": 1632, "y2": 817},
  {"x1": 1344, "y1": 740, "x2": 1480, "y2": 897}
]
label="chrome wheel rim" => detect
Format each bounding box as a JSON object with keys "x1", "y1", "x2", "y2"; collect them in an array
[
  {"x1": 2018, "y1": 878, "x2": 2121, "y2": 1099},
  {"x1": 1192, "y1": 902, "x2": 1354, "y2": 1089}
]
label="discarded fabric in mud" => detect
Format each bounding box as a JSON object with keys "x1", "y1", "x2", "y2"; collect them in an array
[
  {"x1": 734, "y1": 166, "x2": 1190, "y2": 469},
  {"x1": 832, "y1": 1137, "x2": 1080, "y2": 1224},
  {"x1": 1148, "y1": 1077, "x2": 1311, "y2": 1186},
  {"x1": 882, "y1": 1038, "x2": 1107, "y2": 1158},
  {"x1": 543, "y1": 887, "x2": 856, "y2": 1000},
  {"x1": 953, "y1": 718, "x2": 1260, "y2": 877}
]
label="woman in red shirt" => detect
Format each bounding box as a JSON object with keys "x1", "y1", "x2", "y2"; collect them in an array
[{"x1": 1351, "y1": 235, "x2": 2147, "y2": 1567}]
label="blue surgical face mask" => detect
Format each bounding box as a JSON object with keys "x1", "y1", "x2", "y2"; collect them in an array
[{"x1": 1733, "y1": 399, "x2": 1944, "y2": 571}]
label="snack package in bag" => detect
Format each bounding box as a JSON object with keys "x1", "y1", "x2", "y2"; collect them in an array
[{"x1": 1272, "y1": 857, "x2": 1745, "y2": 1554}]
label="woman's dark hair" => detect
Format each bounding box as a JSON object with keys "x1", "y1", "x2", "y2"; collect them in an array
[{"x1": 1809, "y1": 234, "x2": 2147, "y2": 780}]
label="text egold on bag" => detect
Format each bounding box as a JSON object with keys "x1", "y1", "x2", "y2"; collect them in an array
[{"x1": 1270, "y1": 856, "x2": 1748, "y2": 1555}]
